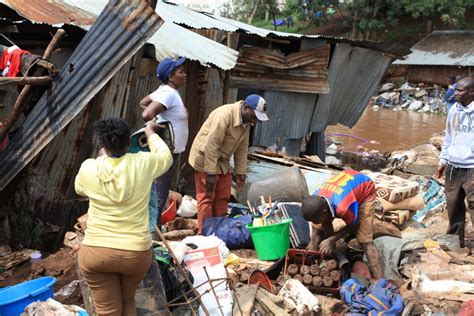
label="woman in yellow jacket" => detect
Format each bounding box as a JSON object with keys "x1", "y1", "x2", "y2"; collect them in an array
[{"x1": 75, "y1": 118, "x2": 172, "y2": 315}]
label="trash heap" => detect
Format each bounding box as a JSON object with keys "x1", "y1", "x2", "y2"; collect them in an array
[
  {"x1": 373, "y1": 82, "x2": 447, "y2": 114},
  {"x1": 2, "y1": 151, "x2": 473, "y2": 315},
  {"x1": 385, "y1": 134, "x2": 444, "y2": 177}
]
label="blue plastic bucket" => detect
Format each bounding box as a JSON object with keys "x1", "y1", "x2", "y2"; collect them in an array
[{"x1": 0, "y1": 276, "x2": 56, "y2": 316}]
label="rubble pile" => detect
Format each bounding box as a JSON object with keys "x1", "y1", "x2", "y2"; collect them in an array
[
  {"x1": 373, "y1": 82, "x2": 447, "y2": 114},
  {"x1": 1, "y1": 149, "x2": 473, "y2": 316},
  {"x1": 384, "y1": 134, "x2": 444, "y2": 177}
]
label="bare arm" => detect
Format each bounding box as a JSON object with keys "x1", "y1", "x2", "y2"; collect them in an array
[{"x1": 140, "y1": 95, "x2": 167, "y2": 121}]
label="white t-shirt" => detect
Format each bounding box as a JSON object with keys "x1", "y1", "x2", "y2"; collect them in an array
[{"x1": 149, "y1": 85, "x2": 188, "y2": 154}]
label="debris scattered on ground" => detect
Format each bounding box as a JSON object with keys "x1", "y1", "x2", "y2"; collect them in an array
[{"x1": 373, "y1": 82, "x2": 447, "y2": 114}]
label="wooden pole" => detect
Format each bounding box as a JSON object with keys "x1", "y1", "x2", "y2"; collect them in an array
[
  {"x1": 0, "y1": 76, "x2": 52, "y2": 86},
  {"x1": 0, "y1": 29, "x2": 65, "y2": 141}
]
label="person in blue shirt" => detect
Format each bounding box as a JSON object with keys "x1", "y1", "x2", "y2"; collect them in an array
[{"x1": 445, "y1": 76, "x2": 461, "y2": 112}]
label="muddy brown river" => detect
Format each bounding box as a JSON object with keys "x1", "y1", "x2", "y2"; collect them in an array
[{"x1": 326, "y1": 107, "x2": 447, "y2": 153}]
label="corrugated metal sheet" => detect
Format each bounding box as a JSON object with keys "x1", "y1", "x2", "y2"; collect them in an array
[
  {"x1": 148, "y1": 22, "x2": 238, "y2": 69},
  {"x1": 310, "y1": 43, "x2": 391, "y2": 132},
  {"x1": 252, "y1": 91, "x2": 318, "y2": 155},
  {"x1": 394, "y1": 31, "x2": 474, "y2": 66},
  {"x1": 156, "y1": 1, "x2": 237, "y2": 31},
  {"x1": 63, "y1": 0, "x2": 410, "y2": 58},
  {"x1": 0, "y1": 0, "x2": 96, "y2": 26},
  {"x1": 246, "y1": 161, "x2": 334, "y2": 194},
  {"x1": 0, "y1": 0, "x2": 239, "y2": 69},
  {"x1": 0, "y1": 0, "x2": 163, "y2": 191},
  {"x1": 252, "y1": 42, "x2": 392, "y2": 155},
  {"x1": 230, "y1": 45, "x2": 330, "y2": 93}
]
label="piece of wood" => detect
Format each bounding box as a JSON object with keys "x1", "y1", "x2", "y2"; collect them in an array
[
  {"x1": 256, "y1": 289, "x2": 291, "y2": 316},
  {"x1": 320, "y1": 267, "x2": 330, "y2": 278},
  {"x1": 233, "y1": 284, "x2": 258, "y2": 316},
  {"x1": 0, "y1": 76, "x2": 52, "y2": 85},
  {"x1": 312, "y1": 276, "x2": 323, "y2": 287},
  {"x1": 300, "y1": 265, "x2": 310, "y2": 275},
  {"x1": 0, "y1": 249, "x2": 35, "y2": 270},
  {"x1": 252, "y1": 301, "x2": 268, "y2": 315},
  {"x1": 310, "y1": 264, "x2": 320, "y2": 276},
  {"x1": 0, "y1": 28, "x2": 65, "y2": 141},
  {"x1": 162, "y1": 229, "x2": 195, "y2": 241},
  {"x1": 303, "y1": 274, "x2": 313, "y2": 285},
  {"x1": 325, "y1": 259, "x2": 338, "y2": 271},
  {"x1": 330, "y1": 270, "x2": 341, "y2": 282},
  {"x1": 36, "y1": 59, "x2": 56, "y2": 72},
  {"x1": 323, "y1": 276, "x2": 333, "y2": 287},
  {"x1": 293, "y1": 274, "x2": 303, "y2": 283},
  {"x1": 258, "y1": 288, "x2": 284, "y2": 305},
  {"x1": 287, "y1": 264, "x2": 299, "y2": 276}
]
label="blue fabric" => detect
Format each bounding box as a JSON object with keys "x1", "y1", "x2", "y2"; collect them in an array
[
  {"x1": 202, "y1": 215, "x2": 254, "y2": 249},
  {"x1": 272, "y1": 19, "x2": 286, "y2": 26},
  {"x1": 445, "y1": 83, "x2": 456, "y2": 111},
  {"x1": 149, "y1": 185, "x2": 158, "y2": 232},
  {"x1": 152, "y1": 153, "x2": 180, "y2": 226},
  {"x1": 340, "y1": 278, "x2": 404, "y2": 316}
]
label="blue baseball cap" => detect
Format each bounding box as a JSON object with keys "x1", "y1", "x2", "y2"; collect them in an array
[
  {"x1": 156, "y1": 57, "x2": 186, "y2": 81},
  {"x1": 244, "y1": 94, "x2": 269, "y2": 121}
]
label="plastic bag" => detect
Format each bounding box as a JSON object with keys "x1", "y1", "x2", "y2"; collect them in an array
[
  {"x1": 202, "y1": 215, "x2": 253, "y2": 249},
  {"x1": 177, "y1": 195, "x2": 197, "y2": 218}
]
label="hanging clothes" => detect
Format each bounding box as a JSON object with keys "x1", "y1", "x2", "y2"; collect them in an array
[{"x1": 0, "y1": 46, "x2": 29, "y2": 77}]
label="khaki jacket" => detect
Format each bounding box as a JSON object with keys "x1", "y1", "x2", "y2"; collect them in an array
[{"x1": 189, "y1": 101, "x2": 250, "y2": 175}]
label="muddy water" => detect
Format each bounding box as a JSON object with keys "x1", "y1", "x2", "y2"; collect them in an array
[{"x1": 326, "y1": 107, "x2": 446, "y2": 153}]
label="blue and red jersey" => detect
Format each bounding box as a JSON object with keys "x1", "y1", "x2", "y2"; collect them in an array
[{"x1": 313, "y1": 169, "x2": 375, "y2": 226}]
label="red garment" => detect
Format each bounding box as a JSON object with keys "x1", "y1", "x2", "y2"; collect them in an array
[
  {"x1": 0, "y1": 47, "x2": 29, "y2": 77},
  {"x1": 195, "y1": 171, "x2": 232, "y2": 234}
]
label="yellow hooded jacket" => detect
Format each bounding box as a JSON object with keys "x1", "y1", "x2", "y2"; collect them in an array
[{"x1": 75, "y1": 134, "x2": 172, "y2": 251}]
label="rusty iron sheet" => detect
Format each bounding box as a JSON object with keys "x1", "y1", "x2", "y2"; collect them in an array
[
  {"x1": 238, "y1": 45, "x2": 329, "y2": 69},
  {"x1": 394, "y1": 30, "x2": 474, "y2": 66},
  {"x1": 229, "y1": 45, "x2": 330, "y2": 94},
  {"x1": 0, "y1": 0, "x2": 96, "y2": 26},
  {"x1": 0, "y1": 0, "x2": 163, "y2": 191}
]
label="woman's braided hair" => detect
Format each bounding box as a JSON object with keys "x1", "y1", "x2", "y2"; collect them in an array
[{"x1": 94, "y1": 118, "x2": 131, "y2": 150}]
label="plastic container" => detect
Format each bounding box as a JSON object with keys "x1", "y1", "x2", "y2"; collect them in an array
[
  {"x1": 0, "y1": 276, "x2": 56, "y2": 316},
  {"x1": 30, "y1": 252, "x2": 42, "y2": 263},
  {"x1": 238, "y1": 167, "x2": 309, "y2": 204},
  {"x1": 247, "y1": 219, "x2": 292, "y2": 261}
]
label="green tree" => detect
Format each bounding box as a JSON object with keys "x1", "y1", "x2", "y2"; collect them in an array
[
  {"x1": 344, "y1": 0, "x2": 401, "y2": 40},
  {"x1": 400, "y1": 0, "x2": 472, "y2": 34},
  {"x1": 219, "y1": 0, "x2": 265, "y2": 24}
]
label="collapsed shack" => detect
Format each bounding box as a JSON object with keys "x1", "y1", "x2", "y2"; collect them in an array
[
  {"x1": 1, "y1": 0, "x2": 449, "y2": 315},
  {"x1": 0, "y1": 0, "x2": 409, "y2": 252}
]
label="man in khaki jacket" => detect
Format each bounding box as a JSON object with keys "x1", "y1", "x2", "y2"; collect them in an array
[{"x1": 189, "y1": 94, "x2": 269, "y2": 233}]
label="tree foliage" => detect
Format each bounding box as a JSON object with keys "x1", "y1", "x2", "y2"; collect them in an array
[
  {"x1": 400, "y1": 0, "x2": 471, "y2": 27},
  {"x1": 219, "y1": 0, "x2": 279, "y2": 24}
]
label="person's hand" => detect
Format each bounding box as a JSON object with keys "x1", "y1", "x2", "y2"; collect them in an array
[
  {"x1": 319, "y1": 238, "x2": 335, "y2": 256},
  {"x1": 435, "y1": 164, "x2": 446, "y2": 179},
  {"x1": 236, "y1": 174, "x2": 247, "y2": 192},
  {"x1": 98, "y1": 147, "x2": 107, "y2": 157},
  {"x1": 146, "y1": 120, "x2": 165, "y2": 132},
  {"x1": 206, "y1": 174, "x2": 217, "y2": 193}
]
